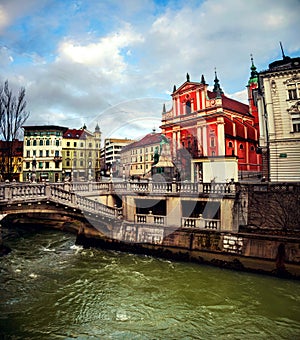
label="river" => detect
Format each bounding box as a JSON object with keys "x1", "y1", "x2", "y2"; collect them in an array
[{"x1": 1, "y1": 225, "x2": 300, "y2": 339}]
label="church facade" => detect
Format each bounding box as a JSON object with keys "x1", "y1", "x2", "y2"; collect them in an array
[{"x1": 161, "y1": 70, "x2": 261, "y2": 181}]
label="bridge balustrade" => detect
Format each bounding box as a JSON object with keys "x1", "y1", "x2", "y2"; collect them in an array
[
  {"x1": 181, "y1": 216, "x2": 220, "y2": 230},
  {"x1": 135, "y1": 213, "x2": 166, "y2": 225}
]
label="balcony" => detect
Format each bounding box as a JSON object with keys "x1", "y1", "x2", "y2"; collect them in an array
[{"x1": 53, "y1": 156, "x2": 62, "y2": 162}]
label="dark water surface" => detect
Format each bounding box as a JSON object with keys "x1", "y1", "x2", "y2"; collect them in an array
[{"x1": 1, "y1": 226, "x2": 300, "y2": 339}]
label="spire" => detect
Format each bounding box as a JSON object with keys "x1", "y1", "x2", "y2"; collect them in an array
[
  {"x1": 82, "y1": 123, "x2": 87, "y2": 130},
  {"x1": 162, "y1": 103, "x2": 166, "y2": 114},
  {"x1": 200, "y1": 74, "x2": 206, "y2": 85},
  {"x1": 173, "y1": 85, "x2": 176, "y2": 93},
  {"x1": 248, "y1": 54, "x2": 258, "y2": 84},
  {"x1": 280, "y1": 41, "x2": 286, "y2": 59},
  {"x1": 213, "y1": 68, "x2": 223, "y2": 97},
  {"x1": 186, "y1": 73, "x2": 190, "y2": 82},
  {"x1": 95, "y1": 123, "x2": 100, "y2": 132}
]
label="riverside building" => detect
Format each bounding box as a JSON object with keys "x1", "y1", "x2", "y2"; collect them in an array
[
  {"x1": 62, "y1": 124, "x2": 101, "y2": 181},
  {"x1": 22, "y1": 125, "x2": 68, "y2": 182},
  {"x1": 256, "y1": 48, "x2": 300, "y2": 182},
  {"x1": 161, "y1": 71, "x2": 262, "y2": 181},
  {"x1": 120, "y1": 131, "x2": 165, "y2": 179}
]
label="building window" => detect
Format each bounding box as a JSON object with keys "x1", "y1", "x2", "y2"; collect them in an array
[
  {"x1": 186, "y1": 100, "x2": 191, "y2": 114},
  {"x1": 46, "y1": 150, "x2": 49, "y2": 157},
  {"x1": 239, "y1": 144, "x2": 244, "y2": 150},
  {"x1": 46, "y1": 139, "x2": 50, "y2": 146},
  {"x1": 250, "y1": 145, "x2": 255, "y2": 151},
  {"x1": 55, "y1": 150, "x2": 59, "y2": 157},
  {"x1": 80, "y1": 160, "x2": 84, "y2": 166},
  {"x1": 293, "y1": 123, "x2": 300, "y2": 132},
  {"x1": 67, "y1": 142, "x2": 70, "y2": 147},
  {"x1": 66, "y1": 151, "x2": 70, "y2": 157},
  {"x1": 73, "y1": 160, "x2": 77, "y2": 167},
  {"x1": 66, "y1": 161, "x2": 70, "y2": 166},
  {"x1": 55, "y1": 140, "x2": 59, "y2": 147},
  {"x1": 80, "y1": 142, "x2": 84, "y2": 147},
  {"x1": 55, "y1": 162, "x2": 59, "y2": 169},
  {"x1": 26, "y1": 162, "x2": 30, "y2": 169},
  {"x1": 228, "y1": 141, "x2": 233, "y2": 148},
  {"x1": 39, "y1": 140, "x2": 43, "y2": 146},
  {"x1": 26, "y1": 150, "x2": 30, "y2": 157},
  {"x1": 74, "y1": 151, "x2": 77, "y2": 156},
  {"x1": 287, "y1": 84, "x2": 297, "y2": 100},
  {"x1": 39, "y1": 150, "x2": 43, "y2": 157},
  {"x1": 140, "y1": 156, "x2": 142, "y2": 162},
  {"x1": 210, "y1": 137, "x2": 215, "y2": 148},
  {"x1": 212, "y1": 151, "x2": 215, "y2": 156},
  {"x1": 39, "y1": 162, "x2": 43, "y2": 169},
  {"x1": 74, "y1": 142, "x2": 77, "y2": 147},
  {"x1": 33, "y1": 140, "x2": 37, "y2": 146},
  {"x1": 89, "y1": 143, "x2": 92, "y2": 148},
  {"x1": 45, "y1": 162, "x2": 49, "y2": 169},
  {"x1": 26, "y1": 140, "x2": 30, "y2": 146},
  {"x1": 33, "y1": 150, "x2": 36, "y2": 156}
]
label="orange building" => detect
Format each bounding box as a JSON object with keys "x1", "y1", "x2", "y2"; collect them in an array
[{"x1": 161, "y1": 68, "x2": 261, "y2": 181}]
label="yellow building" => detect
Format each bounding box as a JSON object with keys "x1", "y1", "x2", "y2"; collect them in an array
[
  {"x1": 120, "y1": 131, "x2": 164, "y2": 179},
  {"x1": 62, "y1": 124, "x2": 101, "y2": 181}
]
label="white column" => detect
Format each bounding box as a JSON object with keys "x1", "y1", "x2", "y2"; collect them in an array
[
  {"x1": 217, "y1": 120, "x2": 225, "y2": 156},
  {"x1": 202, "y1": 125, "x2": 208, "y2": 156},
  {"x1": 172, "y1": 131, "x2": 176, "y2": 156},
  {"x1": 196, "y1": 90, "x2": 200, "y2": 111},
  {"x1": 176, "y1": 98, "x2": 180, "y2": 116},
  {"x1": 197, "y1": 126, "x2": 202, "y2": 156}
]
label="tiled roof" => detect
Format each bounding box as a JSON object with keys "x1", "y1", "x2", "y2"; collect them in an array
[
  {"x1": 208, "y1": 91, "x2": 249, "y2": 116},
  {"x1": 122, "y1": 133, "x2": 163, "y2": 152},
  {"x1": 63, "y1": 129, "x2": 85, "y2": 139}
]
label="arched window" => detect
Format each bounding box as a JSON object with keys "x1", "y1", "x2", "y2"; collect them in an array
[
  {"x1": 239, "y1": 144, "x2": 244, "y2": 150},
  {"x1": 39, "y1": 140, "x2": 43, "y2": 146},
  {"x1": 46, "y1": 139, "x2": 50, "y2": 146},
  {"x1": 228, "y1": 141, "x2": 233, "y2": 148},
  {"x1": 186, "y1": 100, "x2": 191, "y2": 114}
]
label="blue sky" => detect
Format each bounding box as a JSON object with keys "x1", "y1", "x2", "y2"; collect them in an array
[{"x1": 1, "y1": 0, "x2": 300, "y2": 140}]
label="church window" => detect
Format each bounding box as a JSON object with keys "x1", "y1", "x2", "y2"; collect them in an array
[
  {"x1": 228, "y1": 141, "x2": 233, "y2": 148},
  {"x1": 250, "y1": 145, "x2": 255, "y2": 151},
  {"x1": 186, "y1": 100, "x2": 191, "y2": 114},
  {"x1": 239, "y1": 144, "x2": 244, "y2": 150}
]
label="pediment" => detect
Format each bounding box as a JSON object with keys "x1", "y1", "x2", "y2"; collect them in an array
[
  {"x1": 172, "y1": 81, "x2": 202, "y2": 96},
  {"x1": 288, "y1": 100, "x2": 300, "y2": 113}
]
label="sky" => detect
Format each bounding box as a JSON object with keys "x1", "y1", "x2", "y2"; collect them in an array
[{"x1": 1, "y1": 0, "x2": 300, "y2": 142}]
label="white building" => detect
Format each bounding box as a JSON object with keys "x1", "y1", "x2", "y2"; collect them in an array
[
  {"x1": 257, "y1": 52, "x2": 300, "y2": 182},
  {"x1": 101, "y1": 138, "x2": 135, "y2": 176}
]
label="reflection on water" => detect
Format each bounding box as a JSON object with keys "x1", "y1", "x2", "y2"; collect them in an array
[{"x1": 1, "y1": 226, "x2": 300, "y2": 339}]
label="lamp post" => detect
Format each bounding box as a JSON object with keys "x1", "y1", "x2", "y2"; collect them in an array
[{"x1": 31, "y1": 156, "x2": 37, "y2": 183}]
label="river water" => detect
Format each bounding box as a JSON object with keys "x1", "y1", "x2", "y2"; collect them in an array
[{"x1": 1, "y1": 226, "x2": 300, "y2": 340}]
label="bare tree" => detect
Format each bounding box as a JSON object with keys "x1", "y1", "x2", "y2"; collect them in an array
[{"x1": 0, "y1": 80, "x2": 29, "y2": 180}]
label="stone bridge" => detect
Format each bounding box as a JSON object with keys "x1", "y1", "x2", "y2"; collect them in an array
[{"x1": 0, "y1": 180, "x2": 238, "y2": 243}]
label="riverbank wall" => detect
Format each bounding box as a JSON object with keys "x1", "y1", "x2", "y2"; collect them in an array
[{"x1": 76, "y1": 224, "x2": 300, "y2": 279}]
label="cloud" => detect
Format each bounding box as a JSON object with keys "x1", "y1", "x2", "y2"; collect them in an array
[{"x1": 0, "y1": 0, "x2": 299, "y2": 141}]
